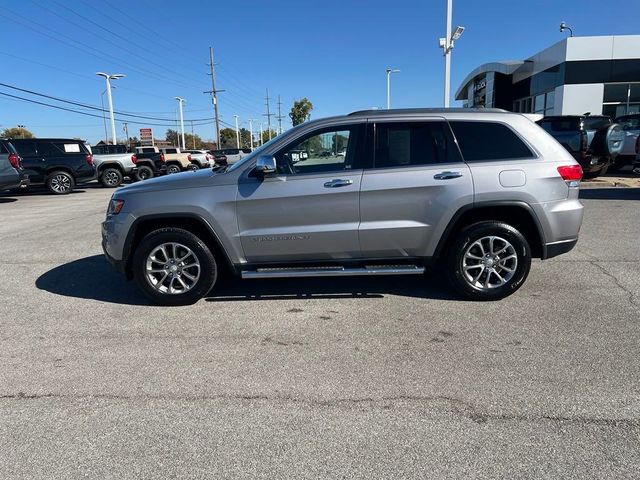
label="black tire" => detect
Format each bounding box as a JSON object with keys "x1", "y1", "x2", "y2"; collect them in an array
[
  {"x1": 100, "y1": 167, "x2": 123, "y2": 188},
  {"x1": 445, "y1": 221, "x2": 531, "y2": 301},
  {"x1": 46, "y1": 170, "x2": 75, "y2": 195},
  {"x1": 188, "y1": 163, "x2": 199, "y2": 171},
  {"x1": 135, "y1": 165, "x2": 154, "y2": 181},
  {"x1": 583, "y1": 170, "x2": 603, "y2": 180},
  {"x1": 608, "y1": 155, "x2": 632, "y2": 172},
  {"x1": 132, "y1": 228, "x2": 218, "y2": 306},
  {"x1": 166, "y1": 163, "x2": 182, "y2": 174}
]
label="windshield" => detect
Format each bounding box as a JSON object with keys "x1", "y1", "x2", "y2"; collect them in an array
[{"x1": 225, "y1": 125, "x2": 303, "y2": 172}]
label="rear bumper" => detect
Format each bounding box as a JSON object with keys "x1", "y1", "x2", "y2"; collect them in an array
[{"x1": 543, "y1": 238, "x2": 578, "y2": 259}]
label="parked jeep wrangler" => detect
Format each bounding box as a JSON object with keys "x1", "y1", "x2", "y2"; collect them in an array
[{"x1": 103, "y1": 108, "x2": 584, "y2": 305}]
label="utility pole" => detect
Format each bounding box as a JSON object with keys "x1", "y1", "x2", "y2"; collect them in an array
[
  {"x1": 234, "y1": 115, "x2": 240, "y2": 148},
  {"x1": 259, "y1": 122, "x2": 264, "y2": 146},
  {"x1": 190, "y1": 120, "x2": 195, "y2": 148},
  {"x1": 204, "y1": 47, "x2": 225, "y2": 147},
  {"x1": 263, "y1": 88, "x2": 273, "y2": 140},
  {"x1": 276, "y1": 94, "x2": 284, "y2": 134},
  {"x1": 175, "y1": 97, "x2": 186, "y2": 149},
  {"x1": 248, "y1": 118, "x2": 255, "y2": 151}
]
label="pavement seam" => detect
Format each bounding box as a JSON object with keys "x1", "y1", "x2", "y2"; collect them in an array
[{"x1": 1, "y1": 392, "x2": 639, "y2": 428}]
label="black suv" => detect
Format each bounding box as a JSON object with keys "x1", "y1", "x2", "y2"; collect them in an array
[{"x1": 11, "y1": 138, "x2": 95, "y2": 194}]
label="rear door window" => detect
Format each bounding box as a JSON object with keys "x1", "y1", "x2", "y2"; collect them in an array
[
  {"x1": 371, "y1": 121, "x2": 461, "y2": 168},
  {"x1": 449, "y1": 121, "x2": 534, "y2": 161},
  {"x1": 583, "y1": 117, "x2": 611, "y2": 130},
  {"x1": 12, "y1": 141, "x2": 37, "y2": 156}
]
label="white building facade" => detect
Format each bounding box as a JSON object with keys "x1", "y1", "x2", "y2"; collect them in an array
[{"x1": 455, "y1": 35, "x2": 640, "y2": 118}]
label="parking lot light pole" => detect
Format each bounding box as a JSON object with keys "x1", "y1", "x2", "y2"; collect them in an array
[
  {"x1": 234, "y1": 115, "x2": 240, "y2": 148},
  {"x1": 439, "y1": 0, "x2": 464, "y2": 108},
  {"x1": 174, "y1": 97, "x2": 186, "y2": 149},
  {"x1": 386, "y1": 68, "x2": 400, "y2": 109},
  {"x1": 248, "y1": 118, "x2": 256, "y2": 151},
  {"x1": 96, "y1": 72, "x2": 125, "y2": 145}
]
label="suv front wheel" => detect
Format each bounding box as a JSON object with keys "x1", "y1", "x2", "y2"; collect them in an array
[
  {"x1": 132, "y1": 228, "x2": 218, "y2": 306},
  {"x1": 446, "y1": 221, "x2": 531, "y2": 301}
]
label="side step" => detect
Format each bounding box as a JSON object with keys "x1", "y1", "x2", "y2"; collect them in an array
[{"x1": 241, "y1": 265, "x2": 425, "y2": 279}]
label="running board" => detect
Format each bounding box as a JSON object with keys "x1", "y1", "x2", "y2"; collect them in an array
[{"x1": 241, "y1": 265, "x2": 425, "y2": 279}]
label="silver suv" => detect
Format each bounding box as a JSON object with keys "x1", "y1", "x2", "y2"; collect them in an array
[{"x1": 102, "y1": 108, "x2": 584, "y2": 306}]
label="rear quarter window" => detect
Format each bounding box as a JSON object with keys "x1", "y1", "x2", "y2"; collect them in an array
[{"x1": 449, "y1": 121, "x2": 535, "y2": 161}]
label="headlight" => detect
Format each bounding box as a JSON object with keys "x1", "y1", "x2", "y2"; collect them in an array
[{"x1": 107, "y1": 198, "x2": 125, "y2": 215}]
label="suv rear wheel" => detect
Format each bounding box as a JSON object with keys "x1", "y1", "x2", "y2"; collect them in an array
[
  {"x1": 132, "y1": 228, "x2": 218, "y2": 306},
  {"x1": 100, "y1": 167, "x2": 123, "y2": 187},
  {"x1": 446, "y1": 221, "x2": 531, "y2": 301},
  {"x1": 166, "y1": 164, "x2": 181, "y2": 175},
  {"x1": 46, "y1": 171, "x2": 75, "y2": 194},
  {"x1": 135, "y1": 165, "x2": 154, "y2": 181}
]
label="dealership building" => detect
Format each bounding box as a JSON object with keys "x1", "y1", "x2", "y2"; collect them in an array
[{"x1": 456, "y1": 35, "x2": 640, "y2": 118}]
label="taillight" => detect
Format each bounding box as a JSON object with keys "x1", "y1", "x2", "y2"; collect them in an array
[
  {"x1": 85, "y1": 154, "x2": 94, "y2": 166},
  {"x1": 131, "y1": 154, "x2": 137, "y2": 164},
  {"x1": 8, "y1": 153, "x2": 19, "y2": 169},
  {"x1": 160, "y1": 153, "x2": 166, "y2": 162},
  {"x1": 557, "y1": 165, "x2": 583, "y2": 186},
  {"x1": 188, "y1": 154, "x2": 192, "y2": 161}
]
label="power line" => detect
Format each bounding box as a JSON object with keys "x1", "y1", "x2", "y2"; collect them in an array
[
  {"x1": 0, "y1": 82, "x2": 216, "y2": 122},
  {"x1": 0, "y1": 91, "x2": 214, "y2": 127}
]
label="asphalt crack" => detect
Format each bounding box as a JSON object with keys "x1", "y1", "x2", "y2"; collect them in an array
[
  {"x1": 1, "y1": 392, "x2": 639, "y2": 428},
  {"x1": 591, "y1": 261, "x2": 639, "y2": 308}
]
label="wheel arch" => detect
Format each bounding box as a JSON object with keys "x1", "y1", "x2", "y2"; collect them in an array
[
  {"x1": 123, "y1": 214, "x2": 235, "y2": 279},
  {"x1": 98, "y1": 162, "x2": 125, "y2": 174},
  {"x1": 434, "y1": 201, "x2": 546, "y2": 260}
]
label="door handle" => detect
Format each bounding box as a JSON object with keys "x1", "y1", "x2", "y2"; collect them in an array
[
  {"x1": 433, "y1": 171, "x2": 462, "y2": 180},
  {"x1": 324, "y1": 179, "x2": 353, "y2": 188}
]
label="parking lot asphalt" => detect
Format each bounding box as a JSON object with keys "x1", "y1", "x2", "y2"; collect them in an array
[{"x1": 1, "y1": 184, "x2": 639, "y2": 479}]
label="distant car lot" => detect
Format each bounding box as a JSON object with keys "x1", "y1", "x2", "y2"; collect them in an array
[{"x1": 0, "y1": 185, "x2": 638, "y2": 478}]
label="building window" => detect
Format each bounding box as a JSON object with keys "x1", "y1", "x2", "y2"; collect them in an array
[
  {"x1": 545, "y1": 91, "x2": 555, "y2": 115},
  {"x1": 603, "y1": 82, "x2": 640, "y2": 118},
  {"x1": 534, "y1": 94, "x2": 545, "y2": 113}
]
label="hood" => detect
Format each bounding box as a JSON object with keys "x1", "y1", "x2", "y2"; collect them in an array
[{"x1": 117, "y1": 168, "x2": 219, "y2": 195}]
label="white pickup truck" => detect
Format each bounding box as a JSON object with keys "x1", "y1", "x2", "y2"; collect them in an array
[{"x1": 89, "y1": 144, "x2": 137, "y2": 187}]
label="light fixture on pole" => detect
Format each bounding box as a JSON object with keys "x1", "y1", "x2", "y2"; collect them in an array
[
  {"x1": 386, "y1": 68, "x2": 400, "y2": 109},
  {"x1": 233, "y1": 115, "x2": 240, "y2": 148},
  {"x1": 96, "y1": 72, "x2": 125, "y2": 145},
  {"x1": 248, "y1": 118, "x2": 256, "y2": 151},
  {"x1": 559, "y1": 21, "x2": 573, "y2": 37},
  {"x1": 438, "y1": 0, "x2": 464, "y2": 108},
  {"x1": 174, "y1": 97, "x2": 186, "y2": 149}
]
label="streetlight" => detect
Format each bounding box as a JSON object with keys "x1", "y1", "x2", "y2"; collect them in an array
[
  {"x1": 96, "y1": 72, "x2": 125, "y2": 145},
  {"x1": 17, "y1": 124, "x2": 26, "y2": 139},
  {"x1": 559, "y1": 21, "x2": 574, "y2": 37},
  {"x1": 233, "y1": 115, "x2": 240, "y2": 148},
  {"x1": 439, "y1": 0, "x2": 464, "y2": 108},
  {"x1": 248, "y1": 118, "x2": 256, "y2": 151},
  {"x1": 386, "y1": 68, "x2": 400, "y2": 109},
  {"x1": 174, "y1": 97, "x2": 186, "y2": 149}
]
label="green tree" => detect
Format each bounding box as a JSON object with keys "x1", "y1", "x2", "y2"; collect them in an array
[
  {"x1": 165, "y1": 128, "x2": 205, "y2": 149},
  {"x1": 219, "y1": 128, "x2": 238, "y2": 148},
  {"x1": 2, "y1": 127, "x2": 34, "y2": 139},
  {"x1": 261, "y1": 129, "x2": 278, "y2": 144},
  {"x1": 289, "y1": 98, "x2": 313, "y2": 126}
]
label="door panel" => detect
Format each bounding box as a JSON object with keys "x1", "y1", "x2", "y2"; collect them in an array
[
  {"x1": 237, "y1": 172, "x2": 363, "y2": 263},
  {"x1": 236, "y1": 123, "x2": 366, "y2": 264},
  {"x1": 359, "y1": 164, "x2": 473, "y2": 257},
  {"x1": 358, "y1": 120, "x2": 474, "y2": 258}
]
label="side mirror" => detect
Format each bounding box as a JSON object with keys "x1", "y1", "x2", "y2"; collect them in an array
[{"x1": 253, "y1": 155, "x2": 276, "y2": 176}]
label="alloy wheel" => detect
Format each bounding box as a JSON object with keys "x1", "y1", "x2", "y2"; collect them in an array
[
  {"x1": 145, "y1": 242, "x2": 201, "y2": 295},
  {"x1": 50, "y1": 174, "x2": 71, "y2": 193},
  {"x1": 104, "y1": 171, "x2": 120, "y2": 186},
  {"x1": 461, "y1": 235, "x2": 518, "y2": 290}
]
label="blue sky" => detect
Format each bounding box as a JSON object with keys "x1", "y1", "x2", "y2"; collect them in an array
[{"x1": 0, "y1": 0, "x2": 637, "y2": 144}]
